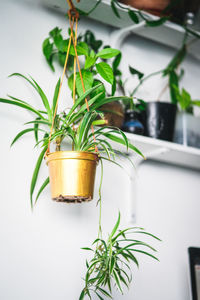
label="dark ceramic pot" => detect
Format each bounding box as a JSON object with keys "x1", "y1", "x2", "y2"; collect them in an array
[
  {"x1": 122, "y1": 110, "x2": 144, "y2": 135},
  {"x1": 144, "y1": 102, "x2": 177, "y2": 141}
]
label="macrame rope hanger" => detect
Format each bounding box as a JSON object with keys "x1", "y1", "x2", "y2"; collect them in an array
[{"x1": 46, "y1": 0, "x2": 98, "y2": 156}]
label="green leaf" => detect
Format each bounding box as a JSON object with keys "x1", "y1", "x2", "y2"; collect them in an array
[
  {"x1": 49, "y1": 27, "x2": 61, "y2": 39},
  {"x1": 113, "y1": 269, "x2": 123, "y2": 293},
  {"x1": 81, "y1": 247, "x2": 94, "y2": 251},
  {"x1": 112, "y1": 77, "x2": 116, "y2": 96},
  {"x1": 111, "y1": 0, "x2": 120, "y2": 18},
  {"x1": 84, "y1": 30, "x2": 102, "y2": 53},
  {"x1": 70, "y1": 42, "x2": 89, "y2": 56},
  {"x1": 112, "y1": 227, "x2": 135, "y2": 243},
  {"x1": 96, "y1": 62, "x2": 114, "y2": 85},
  {"x1": 90, "y1": 50, "x2": 96, "y2": 58},
  {"x1": 46, "y1": 54, "x2": 55, "y2": 72},
  {"x1": 96, "y1": 48, "x2": 120, "y2": 59},
  {"x1": 109, "y1": 255, "x2": 116, "y2": 274},
  {"x1": 128, "y1": 10, "x2": 139, "y2": 24},
  {"x1": 192, "y1": 100, "x2": 200, "y2": 107},
  {"x1": 145, "y1": 16, "x2": 168, "y2": 27},
  {"x1": 25, "y1": 120, "x2": 51, "y2": 126},
  {"x1": 91, "y1": 96, "x2": 131, "y2": 111},
  {"x1": 76, "y1": 70, "x2": 94, "y2": 97},
  {"x1": 129, "y1": 66, "x2": 144, "y2": 80},
  {"x1": 163, "y1": 45, "x2": 186, "y2": 76},
  {"x1": 112, "y1": 53, "x2": 121, "y2": 72},
  {"x1": 68, "y1": 73, "x2": 74, "y2": 91},
  {"x1": 90, "y1": 80, "x2": 106, "y2": 100},
  {"x1": 65, "y1": 83, "x2": 102, "y2": 121},
  {"x1": 103, "y1": 132, "x2": 144, "y2": 158},
  {"x1": 42, "y1": 38, "x2": 53, "y2": 60},
  {"x1": 30, "y1": 146, "x2": 47, "y2": 208},
  {"x1": 79, "y1": 290, "x2": 85, "y2": 300},
  {"x1": 68, "y1": 92, "x2": 104, "y2": 125},
  {"x1": 92, "y1": 119, "x2": 107, "y2": 126},
  {"x1": 97, "y1": 287, "x2": 112, "y2": 298},
  {"x1": 10, "y1": 128, "x2": 37, "y2": 146},
  {"x1": 77, "y1": 111, "x2": 98, "y2": 150},
  {"x1": 58, "y1": 52, "x2": 66, "y2": 67},
  {"x1": 110, "y1": 212, "x2": 120, "y2": 238},
  {"x1": 181, "y1": 88, "x2": 192, "y2": 111},
  {"x1": 134, "y1": 230, "x2": 161, "y2": 241},
  {"x1": 9, "y1": 73, "x2": 52, "y2": 122},
  {"x1": 96, "y1": 292, "x2": 104, "y2": 300},
  {"x1": 52, "y1": 78, "x2": 60, "y2": 115},
  {"x1": 169, "y1": 71, "x2": 179, "y2": 105},
  {"x1": 0, "y1": 98, "x2": 44, "y2": 119},
  {"x1": 35, "y1": 177, "x2": 49, "y2": 204},
  {"x1": 77, "y1": 42, "x2": 89, "y2": 56},
  {"x1": 34, "y1": 118, "x2": 39, "y2": 142},
  {"x1": 130, "y1": 249, "x2": 159, "y2": 261},
  {"x1": 29, "y1": 76, "x2": 52, "y2": 122},
  {"x1": 54, "y1": 34, "x2": 64, "y2": 51},
  {"x1": 85, "y1": 56, "x2": 96, "y2": 69},
  {"x1": 42, "y1": 38, "x2": 55, "y2": 71},
  {"x1": 92, "y1": 238, "x2": 108, "y2": 252}
]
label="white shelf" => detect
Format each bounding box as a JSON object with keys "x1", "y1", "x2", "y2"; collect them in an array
[
  {"x1": 40, "y1": 0, "x2": 200, "y2": 60},
  {"x1": 122, "y1": 133, "x2": 200, "y2": 170}
]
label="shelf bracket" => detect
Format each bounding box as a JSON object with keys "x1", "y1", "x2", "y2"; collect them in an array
[{"x1": 127, "y1": 146, "x2": 170, "y2": 224}]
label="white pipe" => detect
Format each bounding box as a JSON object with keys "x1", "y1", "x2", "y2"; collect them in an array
[{"x1": 110, "y1": 21, "x2": 146, "y2": 49}]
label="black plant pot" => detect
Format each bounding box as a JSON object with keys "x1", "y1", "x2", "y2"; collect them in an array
[
  {"x1": 122, "y1": 110, "x2": 144, "y2": 135},
  {"x1": 145, "y1": 102, "x2": 177, "y2": 141}
]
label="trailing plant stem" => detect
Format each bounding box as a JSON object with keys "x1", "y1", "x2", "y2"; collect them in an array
[
  {"x1": 131, "y1": 69, "x2": 164, "y2": 96},
  {"x1": 98, "y1": 158, "x2": 103, "y2": 240}
]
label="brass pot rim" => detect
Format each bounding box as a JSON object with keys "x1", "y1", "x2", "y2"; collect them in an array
[{"x1": 45, "y1": 151, "x2": 99, "y2": 165}]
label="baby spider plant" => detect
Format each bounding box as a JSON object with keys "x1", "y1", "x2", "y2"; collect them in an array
[{"x1": 80, "y1": 212, "x2": 161, "y2": 300}]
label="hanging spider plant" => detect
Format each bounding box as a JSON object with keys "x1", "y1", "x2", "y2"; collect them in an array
[
  {"x1": 80, "y1": 212, "x2": 161, "y2": 300},
  {"x1": 0, "y1": 73, "x2": 144, "y2": 207}
]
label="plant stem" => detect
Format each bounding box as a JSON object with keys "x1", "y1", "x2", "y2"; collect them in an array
[
  {"x1": 97, "y1": 159, "x2": 103, "y2": 240},
  {"x1": 56, "y1": 139, "x2": 61, "y2": 151},
  {"x1": 116, "y1": 79, "x2": 126, "y2": 96},
  {"x1": 87, "y1": 0, "x2": 102, "y2": 15},
  {"x1": 156, "y1": 79, "x2": 168, "y2": 101},
  {"x1": 131, "y1": 69, "x2": 164, "y2": 96}
]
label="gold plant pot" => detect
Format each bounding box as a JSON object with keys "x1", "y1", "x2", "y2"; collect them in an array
[{"x1": 46, "y1": 151, "x2": 99, "y2": 203}]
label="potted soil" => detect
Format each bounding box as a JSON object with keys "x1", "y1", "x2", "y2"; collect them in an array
[{"x1": 144, "y1": 101, "x2": 177, "y2": 141}]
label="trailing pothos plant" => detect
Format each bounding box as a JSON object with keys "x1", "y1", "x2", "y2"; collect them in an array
[
  {"x1": 159, "y1": 31, "x2": 199, "y2": 110},
  {"x1": 77, "y1": 0, "x2": 200, "y2": 39},
  {"x1": 0, "y1": 73, "x2": 143, "y2": 207},
  {"x1": 43, "y1": 27, "x2": 120, "y2": 97},
  {"x1": 79, "y1": 212, "x2": 161, "y2": 299},
  {"x1": 43, "y1": 27, "x2": 158, "y2": 103}
]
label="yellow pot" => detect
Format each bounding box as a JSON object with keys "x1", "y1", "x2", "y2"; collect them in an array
[{"x1": 46, "y1": 151, "x2": 99, "y2": 203}]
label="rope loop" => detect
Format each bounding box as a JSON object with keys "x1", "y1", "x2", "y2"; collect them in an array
[
  {"x1": 67, "y1": 0, "x2": 79, "y2": 19},
  {"x1": 45, "y1": 0, "x2": 98, "y2": 156},
  {"x1": 68, "y1": 8, "x2": 79, "y2": 19}
]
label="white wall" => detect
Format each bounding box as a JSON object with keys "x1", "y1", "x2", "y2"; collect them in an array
[{"x1": 0, "y1": 1, "x2": 200, "y2": 299}]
